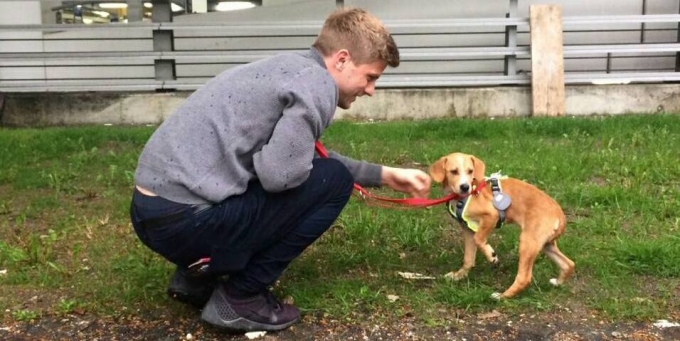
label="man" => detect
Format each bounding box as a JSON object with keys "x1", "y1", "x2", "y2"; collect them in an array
[{"x1": 130, "y1": 7, "x2": 431, "y2": 332}]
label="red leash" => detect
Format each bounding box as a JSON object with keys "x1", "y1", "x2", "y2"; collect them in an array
[{"x1": 314, "y1": 141, "x2": 483, "y2": 208}]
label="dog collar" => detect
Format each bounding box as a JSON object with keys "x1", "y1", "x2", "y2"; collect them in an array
[{"x1": 446, "y1": 178, "x2": 509, "y2": 231}]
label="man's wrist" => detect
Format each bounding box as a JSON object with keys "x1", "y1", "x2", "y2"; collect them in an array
[{"x1": 380, "y1": 166, "x2": 394, "y2": 187}]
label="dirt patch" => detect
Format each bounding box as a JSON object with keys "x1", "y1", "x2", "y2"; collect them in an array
[
  {"x1": 589, "y1": 176, "x2": 608, "y2": 187},
  {"x1": 2, "y1": 309, "x2": 679, "y2": 341}
]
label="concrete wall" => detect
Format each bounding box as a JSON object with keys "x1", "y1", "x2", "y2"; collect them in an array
[{"x1": 2, "y1": 84, "x2": 678, "y2": 127}]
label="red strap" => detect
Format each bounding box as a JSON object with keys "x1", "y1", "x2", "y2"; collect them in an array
[{"x1": 314, "y1": 140, "x2": 481, "y2": 208}]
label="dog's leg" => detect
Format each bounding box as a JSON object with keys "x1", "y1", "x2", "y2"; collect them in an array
[
  {"x1": 472, "y1": 222, "x2": 499, "y2": 265},
  {"x1": 492, "y1": 231, "x2": 541, "y2": 300},
  {"x1": 445, "y1": 227, "x2": 477, "y2": 280},
  {"x1": 542, "y1": 241, "x2": 575, "y2": 286}
]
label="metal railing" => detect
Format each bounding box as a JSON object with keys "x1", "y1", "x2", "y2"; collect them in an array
[{"x1": 1, "y1": 13, "x2": 680, "y2": 92}]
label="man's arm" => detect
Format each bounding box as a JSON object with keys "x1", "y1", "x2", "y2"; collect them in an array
[
  {"x1": 326, "y1": 150, "x2": 381, "y2": 187},
  {"x1": 253, "y1": 69, "x2": 335, "y2": 192},
  {"x1": 327, "y1": 150, "x2": 431, "y2": 198}
]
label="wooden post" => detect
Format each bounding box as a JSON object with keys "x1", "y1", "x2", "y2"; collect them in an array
[
  {"x1": 529, "y1": 5, "x2": 565, "y2": 117},
  {"x1": 152, "y1": 0, "x2": 176, "y2": 86}
]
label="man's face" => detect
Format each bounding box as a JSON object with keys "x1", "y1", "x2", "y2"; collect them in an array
[{"x1": 334, "y1": 57, "x2": 387, "y2": 109}]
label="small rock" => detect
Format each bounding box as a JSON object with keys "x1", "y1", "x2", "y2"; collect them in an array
[
  {"x1": 611, "y1": 331, "x2": 622, "y2": 338},
  {"x1": 654, "y1": 319, "x2": 680, "y2": 328},
  {"x1": 282, "y1": 296, "x2": 294, "y2": 305},
  {"x1": 245, "y1": 331, "x2": 267, "y2": 339}
]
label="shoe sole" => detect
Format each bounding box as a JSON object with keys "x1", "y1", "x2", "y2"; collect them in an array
[
  {"x1": 203, "y1": 313, "x2": 299, "y2": 332},
  {"x1": 200, "y1": 291, "x2": 299, "y2": 332}
]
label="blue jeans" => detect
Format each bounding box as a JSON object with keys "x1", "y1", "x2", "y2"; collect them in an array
[{"x1": 130, "y1": 158, "x2": 354, "y2": 294}]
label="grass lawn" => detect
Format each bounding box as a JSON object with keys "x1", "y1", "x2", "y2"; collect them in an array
[{"x1": 1, "y1": 114, "x2": 679, "y2": 326}]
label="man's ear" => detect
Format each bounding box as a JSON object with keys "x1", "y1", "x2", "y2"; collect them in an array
[
  {"x1": 428, "y1": 157, "x2": 447, "y2": 183},
  {"x1": 334, "y1": 49, "x2": 350, "y2": 70},
  {"x1": 471, "y1": 155, "x2": 486, "y2": 182}
]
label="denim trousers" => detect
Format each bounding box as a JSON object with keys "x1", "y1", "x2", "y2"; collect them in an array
[{"x1": 130, "y1": 158, "x2": 354, "y2": 294}]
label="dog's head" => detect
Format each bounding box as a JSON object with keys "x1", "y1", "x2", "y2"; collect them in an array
[{"x1": 429, "y1": 153, "x2": 486, "y2": 195}]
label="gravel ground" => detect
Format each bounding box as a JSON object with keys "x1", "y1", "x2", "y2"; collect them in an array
[{"x1": 2, "y1": 309, "x2": 679, "y2": 341}]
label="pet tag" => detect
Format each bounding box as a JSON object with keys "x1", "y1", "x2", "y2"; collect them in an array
[{"x1": 493, "y1": 193, "x2": 512, "y2": 210}]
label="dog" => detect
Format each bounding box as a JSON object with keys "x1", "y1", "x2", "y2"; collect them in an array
[{"x1": 429, "y1": 152, "x2": 575, "y2": 299}]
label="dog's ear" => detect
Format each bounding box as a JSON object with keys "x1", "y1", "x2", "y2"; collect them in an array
[
  {"x1": 429, "y1": 157, "x2": 447, "y2": 183},
  {"x1": 470, "y1": 155, "x2": 486, "y2": 182}
]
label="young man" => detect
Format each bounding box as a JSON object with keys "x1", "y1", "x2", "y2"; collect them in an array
[{"x1": 130, "y1": 7, "x2": 431, "y2": 332}]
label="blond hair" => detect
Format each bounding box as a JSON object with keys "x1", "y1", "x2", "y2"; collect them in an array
[{"x1": 313, "y1": 8, "x2": 400, "y2": 67}]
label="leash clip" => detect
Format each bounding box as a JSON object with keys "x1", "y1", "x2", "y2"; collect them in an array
[{"x1": 354, "y1": 185, "x2": 368, "y2": 200}]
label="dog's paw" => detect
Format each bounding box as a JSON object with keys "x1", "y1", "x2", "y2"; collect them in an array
[
  {"x1": 549, "y1": 278, "x2": 561, "y2": 286},
  {"x1": 444, "y1": 270, "x2": 467, "y2": 281},
  {"x1": 490, "y1": 255, "x2": 499, "y2": 267},
  {"x1": 487, "y1": 251, "x2": 499, "y2": 266},
  {"x1": 490, "y1": 292, "x2": 503, "y2": 300}
]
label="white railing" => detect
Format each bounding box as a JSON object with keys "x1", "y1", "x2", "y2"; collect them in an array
[{"x1": 1, "y1": 13, "x2": 679, "y2": 92}]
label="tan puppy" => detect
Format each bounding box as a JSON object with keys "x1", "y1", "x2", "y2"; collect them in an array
[{"x1": 429, "y1": 152, "x2": 575, "y2": 299}]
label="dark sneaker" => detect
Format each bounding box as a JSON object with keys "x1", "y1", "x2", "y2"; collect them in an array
[
  {"x1": 201, "y1": 285, "x2": 300, "y2": 332},
  {"x1": 166, "y1": 266, "x2": 216, "y2": 308}
]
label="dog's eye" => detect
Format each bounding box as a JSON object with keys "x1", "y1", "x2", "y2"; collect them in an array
[
  {"x1": 450, "y1": 169, "x2": 459, "y2": 175},
  {"x1": 467, "y1": 169, "x2": 474, "y2": 175}
]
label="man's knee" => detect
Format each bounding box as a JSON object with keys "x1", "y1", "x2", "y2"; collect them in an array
[{"x1": 312, "y1": 158, "x2": 354, "y2": 194}]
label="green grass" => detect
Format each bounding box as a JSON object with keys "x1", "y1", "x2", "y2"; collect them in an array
[{"x1": 1, "y1": 114, "x2": 679, "y2": 325}]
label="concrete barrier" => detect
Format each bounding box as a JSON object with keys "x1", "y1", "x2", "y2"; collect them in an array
[{"x1": 1, "y1": 83, "x2": 679, "y2": 127}]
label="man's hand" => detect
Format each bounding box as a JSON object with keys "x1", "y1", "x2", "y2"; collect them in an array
[{"x1": 381, "y1": 166, "x2": 431, "y2": 198}]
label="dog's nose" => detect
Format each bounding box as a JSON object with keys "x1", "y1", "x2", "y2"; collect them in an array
[{"x1": 459, "y1": 183, "x2": 470, "y2": 193}]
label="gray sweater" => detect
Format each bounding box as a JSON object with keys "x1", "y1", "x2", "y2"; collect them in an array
[{"x1": 134, "y1": 48, "x2": 382, "y2": 205}]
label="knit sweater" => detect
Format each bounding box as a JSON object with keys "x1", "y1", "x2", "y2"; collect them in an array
[{"x1": 134, "y1": 48, "x2": 382, "y2": 205}]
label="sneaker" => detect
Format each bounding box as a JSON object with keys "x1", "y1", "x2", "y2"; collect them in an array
[
  {"x1": 166, "y1": 266, "x2": 216, "y2": 308},
  {"x1": 201, "y1": 285, "x2": 300, "y2": 332}
]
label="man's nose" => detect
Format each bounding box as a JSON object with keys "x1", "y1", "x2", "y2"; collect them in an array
[{"x1": 365, "y1": 83, "x2": 375, "y2": 96}]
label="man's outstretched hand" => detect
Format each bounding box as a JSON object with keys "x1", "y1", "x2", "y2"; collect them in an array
[{"x1": 381, "y1": 166, "x2": 431, "y2": 198}]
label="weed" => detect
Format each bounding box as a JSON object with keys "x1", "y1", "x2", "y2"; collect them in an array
[
  {"x1": 0, "y1": 241, "x2": 28, "y2": 266},
  {"x1": 56, "y1": 298, "x2": 79, "y2": 315},
  {"x1": 12, "y1": 309, "x2": 39, "y2": 322}
]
